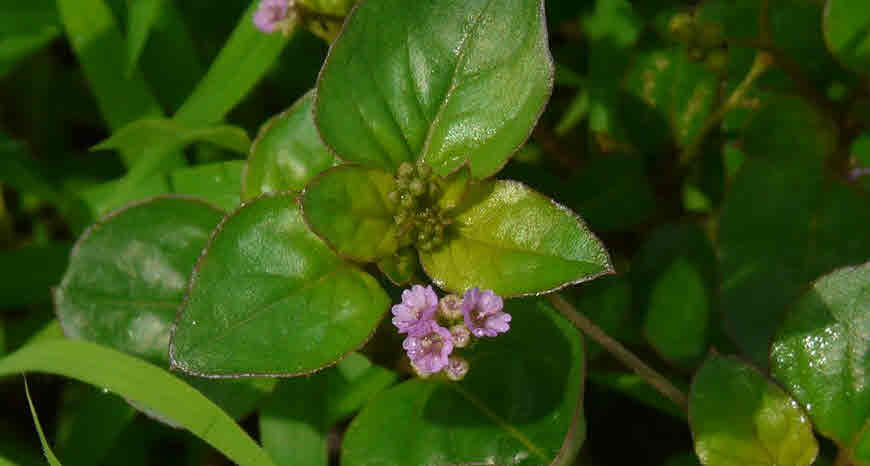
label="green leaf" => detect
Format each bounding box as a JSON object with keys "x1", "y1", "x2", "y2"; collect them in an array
[
  {"x1": 170, "y1": 192, "x2": 389, "y2": 377},
  {"x1": 0, "y1": 340, "x2": 276, "y2": 466},
  {"x1": 565, "y1": 275, "x2": 638, "y2": 360},
  {"x1": 420, "y1": 180, "x2": 613, "y2": 297},
  {"x1": 0, "y1": 0, "x2": 61, "y2": 77},
  {"x1": 242, "y1": 90, "x2": 338, "y2": 201},
  {"x1": 718, "y1": 95, "x2": 868, "y2": 366},
  {"x1": 24, "y1": 379, "x2": 62, "y2": 466},
  {"x1": 260, "y1": 353, "x2": 397, "y2": 466},
  {"x1": 624, "y1": 48, "x2": 717, "y2": 148},
  {"x1": 771, "y1": 263, "x2": 870, "y2": 465},
  {"x1": 643, "y1": 259, "x2": 710, "y2": 367},
  {"x1": 55, "y1": 196, "x2": 272, "y2": 419},
  {"x1": 0, "y1": 242, "x2": 71, "y2": 309},
  {"x1": 301, "y1": 166, "x2": 399, "y2": 262},
  {"x1": 377, "y1": 247, "x2": 420, "y2": 286},
  {"x1": 93, "y1": 119, "x2": 251, "y2": 156},
  {"x1": 342, "y1": 298, "x2": 585, "y2": 466},
  {"x1": 588, "y1": 372, "x2": 685, "y2": 420},
  {"x1": 689, "y1": 355, "x2": 818, "y2": 466},
  {"x1": 55, "y1": 0, "x2": 184, "y2": 169},
  {"x1": 169, "y1": 161, "x2": 245, "y2": 212},
  {"x1": 55, "y1": 385, "x2": 136, "y2": 466},
  {"x1": 126, "y1": 0, "x2": 164, "y2": 75},
  {"x1": 173, "y1": 0, "x2": 292, "y2": 126},
  {"x1": 315, "y1": 0, "x2": 553, "y2": 178},
  {"x1": 824, "y1": 0, "x2": 870, "y2": 73}
]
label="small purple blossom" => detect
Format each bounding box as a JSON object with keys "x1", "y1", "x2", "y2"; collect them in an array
[
  {"x1": 253, "y1": 0, "x2": 289, "y2": 33},
  {"x1": 403, "y1": 321, "x2": 454, "y2": 374},
  {"x1": 391, "y1": 285, "x2": 438, "y2": 336},
  {"x1": 461, "y1": 287, "x2": 511, "y2": 338}
]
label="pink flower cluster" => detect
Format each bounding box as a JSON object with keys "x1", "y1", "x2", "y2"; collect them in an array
[{"x1": 391, "y1": 285, "x2": 511, "y2": 378}]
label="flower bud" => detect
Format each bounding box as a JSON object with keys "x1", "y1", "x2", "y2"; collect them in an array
[
  {"x1": 448, "y1": 324, "x2": 470, "y2": 348},
  {"x1": 438, "y1": 294, "x2": 464, "y2": 322},
  {"x1": 416, "y1": 162, "x2": 432, "y2": 179},
  {"x1": 409, "y1": 179, "x2": 426, "y2": 196},
  {"x1": 398, "y1": 162, "x2": 415, "y2": 179},
  {"x1": 688, "y1": 47, "x2": 705, "y2": 62},
  {"x1": 401, "y1": 194, "x2": 415, "y2": 209},
  {"x1": 387, "y1": 190, "x2": 400, "y2": 205},
  {"x1": 444, "y1": 356, "x2": 469, "y2": 381}
]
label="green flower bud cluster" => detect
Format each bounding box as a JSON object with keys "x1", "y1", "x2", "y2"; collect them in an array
[
  {"x1": 668, "y1": 13, "x2": 729, "y2": 74},
  {"x1": 389, "y1": 162, "x2": 451, "y2": 252}
]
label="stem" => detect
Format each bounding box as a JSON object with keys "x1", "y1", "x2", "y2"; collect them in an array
[
  {"x1": 681, "y1": 51, "x2": 772, "y2": 164},
  {"x1": 547, "y1": 293, "x2": 689, "y2": 412}
]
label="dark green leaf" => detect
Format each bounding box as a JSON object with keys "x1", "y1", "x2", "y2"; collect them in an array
[
  {"x1": 55, "y1": 196, "x2": 272, "y2": 418},
  {"x1": 260, "y1": 353, "x2": 397, "y2": 466},
  {"x1": 588, "y1": 372, "x2": 685, "y2": 420},
  {"x1": 126, "y1": 0, "x2": 164, "y2": 75},
  {"x1": 718, "y1": 95, "x2": 867, "y2": 366},
  {"x1": 55, "y1": 385, "x2": 136, "y2": 466},
  {"x1": 689, "y1": 355, "x2": 818, "y2": 466},
  {"x1": 824, "y1": 0, "x2": 870, "y2": 73},
  {"x1": 0, "y1": 0, "x2": 61, "y2": 77},
  {"x1": 170, "y1": 192, "x2": 389, "y2": 377},
  {"x1": 315, "y1": 0, "x2": 553, "y2": 178},
  {"x1": 0, "y1": 340, "x2": 276, "y2": 466},
  {"x1": 342, "y1": 298, "x2": 585, "y2": 466},
  {"x1": 24, "y1": 379, "x2": 62, "y2": 466},
  {"x1": 643, "y1": 259, "x2": 709, "y2": 367},
  {"x1": 624, "y1": 47, "x2": 717, "y2": 148},
  {"x1": 0, "y1": 242, "x2": 71, "y2": 309},
  {"x1": 301, "y1": 166, "x2": 399, "y2": 262},
  {"x1": 771, "y1": 263, "x2": 870, "y2": 465},
  {"x1": 242, "y1": 91, "x2": 338, "y2": 200},
  {"x1": 565, "y1": 275, "x2": 637, "y2": 359},
  {"x1": 377, "y1": 247, "x2": 420, "y2": 286},
  {"x1": 420, "y1": 180, "x2": 613, "y2": 297}
]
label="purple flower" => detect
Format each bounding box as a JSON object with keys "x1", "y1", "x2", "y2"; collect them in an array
[
  {"x1": 391, "y1": 285, "x2": 438, "y2": 336},
  {"x1": 461, "y1": 287, "x2": 511, "y2": 338},
  {"x1": 403, "y1": 321, "x2": 454, "y2": 374},
  {"x1": 253, "y1": 0, "x2": 289, "y2": 33}
]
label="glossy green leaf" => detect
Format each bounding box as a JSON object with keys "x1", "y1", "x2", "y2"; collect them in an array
[
  {"x1": 771, "y1": 263, "x2": 870, "y2": 465},
  {"x1": 126, "y1": 0, "x2": 164, "y2": 75},
  {"x1": 260, "y1": 353, "x2": 397, "y2": 466},
  {"x1": 565, "y1": 275, "x2": 637, "y2": 359},
  {"x1": 170, "y1": 192, "x2": 389, "y2": 376},
  {"x1": 55, "y1": 196, "x2": 272, "y2": 419},
  {"x1": 0, "y1": 340, "x2": 276, "y2": 466},
  {"x1": 242, "y1": 91, "x2": 338, "y2": 200},
  {"x1": 718, "y1": 95, "x2": 868, "y2": 366},
  {"x1": 0, "y1": 242, "x2": 70, "y2": 309},
  {"x1": 625, "y1": 48, "x2": 717, "y2": 148},
  {"x1": 824, "y1": 0, "x2": 870, "y2": 73},
  {"x1": 93, "y1": 119, "x2": 251, "y2": 157},
  {"x1": 302, "y1": 166, "x2": 399, "y2": 262},
  {"x1": 343, "y1": 298, "x2": 584, "y2": 466},
  {"x1": 420, "y1": 180, "x2": 613, "y2": 297},
  {"x1": 643, "y1": 259, "x2": 709, "y2": 367},
  {"x1": 689, "y1": 355, "x2": 818, "y2": 466},
  {"x1": 24, "y1": 379, "x2": 62, "y2": 466},
  {"x1": 315, "y1": 0, "x2": 553, "y2": 178},
  {"x1": 0, "y1": 0, "x2": 61, "y2": 77}
]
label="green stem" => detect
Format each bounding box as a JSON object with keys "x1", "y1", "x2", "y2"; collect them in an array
[
  {"x1": 681, "y1": 51, "x2": 772, "y2": 164},
  {"x1": 547, "y1": 293, "x2": 689, "y2": 412}
]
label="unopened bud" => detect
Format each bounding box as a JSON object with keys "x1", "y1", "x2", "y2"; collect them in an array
[
  {"x1": 409, "y1": 179, "x2": 425, "y2": 196},
  {"x1": 416, "y1": 162, "x2": 432, "y2": 179},
  {"x1": 401, "y1": 195, "x2": 415, "y2": 209},
  {"x1": 398, "y1": 162, "x2": 415, "y2": 179},
  {"x1": 449, "y1": 324, "x2": 471, "y2": 348},
  {"x1": 387, "y1": 190, "x2": 400, "y2": 205},
  {"x1": 668, "y1": 13, "x2": 695, "y2": 44},
  {"x1": 688, "y1": 47, "x2": 705, "y2": 62},
  {"x1": 438, "y1": 294, "x2": 464, "y2": 322},
  {"x1": 445, "y1": 356, "x2": 469, "y2": 381}
]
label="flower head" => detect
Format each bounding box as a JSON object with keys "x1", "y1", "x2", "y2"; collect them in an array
[
  {"x1": 391, "y1": 284, "x2": 439, "y2": 336},
  {"x1": 403, "y1": 321, "x2": 454, "y2": 374},
  {"x1": 437, "y1": 294, "x2": 464, "y2": 322},
  {"x1": 253, "y1": 0, "x2": 290, "y2": 33},
  {"x1": 461, "y1": 287, "x2": 511, "y2": 338},
  {"x1": 445, "y1": 356, "x2": 469, "y2": 381}
]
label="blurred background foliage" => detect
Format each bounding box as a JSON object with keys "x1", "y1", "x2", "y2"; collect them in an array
[{"x1": 0, "y1": 0, "x2": 868, "y2": 464}]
